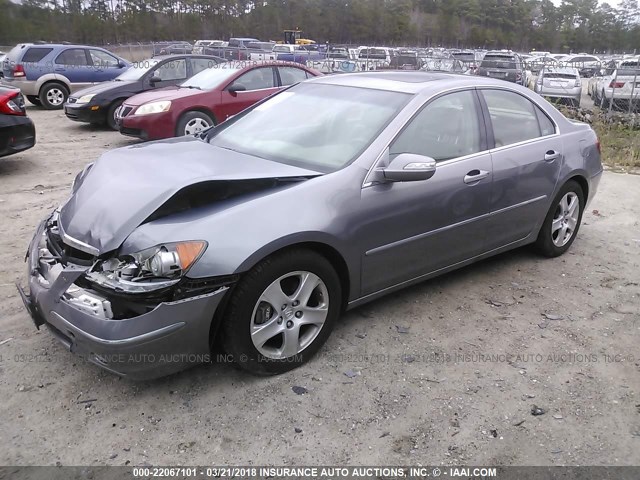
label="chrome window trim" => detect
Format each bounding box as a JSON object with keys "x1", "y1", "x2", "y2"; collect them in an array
[
  {"x1": 362, "y1": 85, "x2": 481, "y2": 187},
  {"x1": 362, "y1": 84, "x2": 563, "y2": 187}
]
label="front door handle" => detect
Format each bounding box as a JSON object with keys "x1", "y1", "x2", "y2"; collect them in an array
[
  {"x1": 463, "y1": 169, "x2": 490, "y2": 184},
  {"x1": 544, "y1": 150, "x2": 561, "y2": 162}
]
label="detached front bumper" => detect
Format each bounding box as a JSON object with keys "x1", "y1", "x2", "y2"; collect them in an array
[{"x1": 17, "y1": 215, "x2": 230, "y2": 380}]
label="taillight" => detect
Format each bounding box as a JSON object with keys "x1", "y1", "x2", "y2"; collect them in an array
[
  {"x1": 609, "y1": 81, "x2": 625, "y2": 88},
  {"x1": 574, "y1": 78, "x2": 581, "y2": 87},
  {"x1": 13, "y1": 64, "x2": 25, "y2": 78},
  {"x1": 516, "y1": 71, "x2": 522, "y2": 81},
  {"x1": 0, "y1": 90, "x2": 25, "y2": 116}
]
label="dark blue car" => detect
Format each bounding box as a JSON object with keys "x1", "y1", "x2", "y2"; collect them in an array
[{"x1": 1, "y1": 43, "x2": 130, "y2": 109}]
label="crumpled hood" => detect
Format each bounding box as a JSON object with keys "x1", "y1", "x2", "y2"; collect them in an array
[{"x1": 59, "y1": 136, "x2": 321, "y2": 255}]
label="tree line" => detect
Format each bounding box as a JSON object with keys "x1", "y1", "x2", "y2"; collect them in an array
[{"x1": 1, "y1": 0, "x2": 639, "y2": 53}]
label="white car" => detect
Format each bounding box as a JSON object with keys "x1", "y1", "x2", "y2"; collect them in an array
[
  {"x1": 561, "y1": 54, "x2": 601, "y2": 77},
  {"x1": 591, "y1": 57, "x2": 640, "y2": 109}
]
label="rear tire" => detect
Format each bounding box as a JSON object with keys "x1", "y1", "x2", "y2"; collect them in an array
[
  {"x1": 176, "y1": 111, "x2": 215, "y2": 137},
  {"x1": 106, "y1": 99, "x2": 124, "y2": 131},
  {"x1": 39, "y1": 82, "x2": 68, "y2": 110},
  {"x1": 221, "y1": 249, "x2": 342, "y2": 375},
  {"x1": 534, "y1": 180, "x2": 585, "y2": 258},
  {"x1": 26, "y1": 95, "x2": 41, "y2": 106}
]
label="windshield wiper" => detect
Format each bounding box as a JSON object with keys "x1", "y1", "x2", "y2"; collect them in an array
[{"x1": 180, "y1": 85, "x2": 202, "y2": 90}]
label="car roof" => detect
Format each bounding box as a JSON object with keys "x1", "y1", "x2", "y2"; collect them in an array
[
  {"x1": 152, "y1": 54, "x2": 225, "y2": 60},
  {"x1": 308, "y1": 71, "x2": 522, "y2": 95}
]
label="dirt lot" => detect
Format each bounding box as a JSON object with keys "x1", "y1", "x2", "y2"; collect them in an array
[{"x1": 1, "y1": 107, "x2": 639, "y2": 467}]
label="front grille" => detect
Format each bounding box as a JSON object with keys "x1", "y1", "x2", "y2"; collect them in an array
[
  {"x1": 68, "y1": 97, "x2": 77, "y2": 104},
  {"x1": 121, "y1": 106, "x2": 133, "y2": 117}
]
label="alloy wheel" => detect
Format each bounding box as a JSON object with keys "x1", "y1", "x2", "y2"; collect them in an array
[
  {"x1": 250, "y1": 271, "x2": 329, "y2": 360},
  {"x1": 184, "y1": 117, "x2": 210, "y2": 135},
  {"x1": 47, "y1": 88, "x2": 65, "y2": 106},
  {"x1": 551, "y1": 192, "x2": 580, "y2": 247}
]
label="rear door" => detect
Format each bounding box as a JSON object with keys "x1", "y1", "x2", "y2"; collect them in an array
[
  {"x1": 54, "y1": 48, "x2": 94, "y2": 88},
  {"x1": 479, "y1": 88, "x2": 562, "y2": 250},
  {"x1": 217, "y1": 66, "x2": 278, "y2": 121}
]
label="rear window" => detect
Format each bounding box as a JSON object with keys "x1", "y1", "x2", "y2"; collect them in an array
[
  {"x1": 22, "y1": 47, "x2": 53, "y2": 63},
  {"x1": 481, "y1": 55, "x2": 517, "y2": 69},
  {"x1": 359, "y1": 49, "x2": 387, "y2": 59},
  {"x1": 544, "y1": 73, "x2": 577, "y2": 80},
  {"x1": 619, "y1": 61, "x2": 640, "y2": 76}
]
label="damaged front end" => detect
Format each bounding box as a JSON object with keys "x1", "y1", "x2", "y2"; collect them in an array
[{"x1": 17, "y1": 210, "x2": 235, "y2": 379}]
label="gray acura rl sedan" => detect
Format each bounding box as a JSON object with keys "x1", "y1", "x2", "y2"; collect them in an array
[{"x1": 18, "y1": 72, "x2": 603, "y2": 379}]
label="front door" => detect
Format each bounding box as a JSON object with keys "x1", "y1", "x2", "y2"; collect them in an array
[
  {"x1": 217, "y1": 67, "x2": 279, "y2": 121},
  {"x1": 360, "y1": 89, "x2": 494, "y2": 296}
]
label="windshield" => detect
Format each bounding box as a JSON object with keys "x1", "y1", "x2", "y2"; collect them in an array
[
  {"x1": 181, "y1": 66, "x2": 242, "y2": 90},
  {"x1": 481, "y1": 55, "x2": 517, "y2": 69},
  {"x1": 209, "y1": 84, "x2": 409, "y2": 173},
  {"x1": 116, "y1": 60, "x2": 158, "y2": 81}
]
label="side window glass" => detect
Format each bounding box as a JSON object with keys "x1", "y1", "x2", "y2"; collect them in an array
[
  {"x1": 155, "y1": 59, "x2": 187, "y2": 81},
  {"x1": 89, "y1": 49, "x2": 119, "y2": 67},
  {"x1": 55, "y1": 49, "x2": 89, "y2": 66},
  {"x1": 535, "y1": 107, "x2": 555, "y2": 136},
  {"x1": 191, "y1": 58, "x2": 217, "y2": 76},
  {"x1": 22, "y1": 48, "x2": 53, "y2": 63},
  {"x1": 482, "y1": 90, "x2": 542, "y2": 147},
  {"x1": 231, "y1": 67, "x2": 275, "y2": 91},
  {"x1": 389, "y1": 90, "x2": 482, "y2": 162},
  {"x1": 278, "y1": 66, "x2": 308, "y2": 86}
]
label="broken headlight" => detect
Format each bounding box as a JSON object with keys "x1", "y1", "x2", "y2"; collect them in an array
[{"x1": 85, "y1": 241, "x2": 207, "y2": 294}]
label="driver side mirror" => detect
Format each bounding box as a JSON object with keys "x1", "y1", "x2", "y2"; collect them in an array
[
  {"x1": 149, "y1": 74, "x2": 161, "y2": 85},
  {"x1": 381, "y1": 153, "x2": 437, "y2": 182},
  {"x1": 117, "y1": 61, "x2": 127, "y2": 69},
  {"x1": 228, "y1": 84, "x2": 247, "y2": 95}
]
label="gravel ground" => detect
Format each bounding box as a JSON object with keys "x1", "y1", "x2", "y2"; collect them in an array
[{"x1": 0, "y1": 106, "x2": 639, "y2": 467}]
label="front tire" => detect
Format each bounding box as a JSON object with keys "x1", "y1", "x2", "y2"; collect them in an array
[
  {"x1": 534, "y1": 180, "x2": 585, "y2": 257},
  {"x1": 106, "y1": 99, "x2": 124, "y2": 131},
  {"x1": 39, "y1": 82, "x2": 68, "y2": 110},
  {"x1": 221, "y1": 249, "x2": 342, "y2": 375},
  {"x1": 176, "y1": 110, "x2": 215, "y2": 137}
]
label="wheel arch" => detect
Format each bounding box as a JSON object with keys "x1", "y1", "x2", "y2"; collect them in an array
[
  {"x1": 567, "y1": 174, "x2": 589, "y2": 202},
  {"x1": 38, "y1": 76, "x2": 70, "y2": 95},
  {"x1": 180, "y1": 107, "x2": 218, "y2": 124},
  {"x1": 175, "y1": 107, "x2": 218, "y2": 137},
  {"x1": 208, "y1": 240, "x2": 352, "y2": 348}
]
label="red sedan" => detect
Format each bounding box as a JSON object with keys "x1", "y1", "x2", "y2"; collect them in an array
[{"x1": 116, "y1": 61, "x2": 320, "y2": 140}]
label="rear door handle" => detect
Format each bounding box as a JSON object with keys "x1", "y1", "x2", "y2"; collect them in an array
[
  {"x1": 463, "y1": 169, "x2": 490, "y2": 184},
  {"x1": 544, "y1": 150, "x2": 561, "y2": 162}
]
